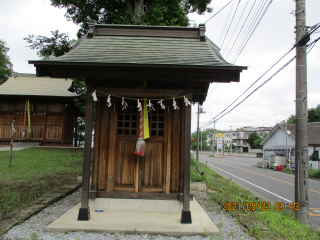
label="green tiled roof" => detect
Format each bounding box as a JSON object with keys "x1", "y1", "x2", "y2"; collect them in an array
[
  {"x1": 0, "y1": 77, "x2": 78, "y2": 97},
  {"x1": 29, "y1": 24, "x2": 246, "y2": 70}
]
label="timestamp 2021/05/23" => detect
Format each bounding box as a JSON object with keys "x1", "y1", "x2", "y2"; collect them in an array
[{"x1": 222, "y1": 202, "x2": 299, "y2": 211}]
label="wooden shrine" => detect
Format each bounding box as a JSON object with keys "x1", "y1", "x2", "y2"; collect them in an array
[
  {"x1": 0, "y1": 74, "x2": 79, "y2": 146},
  {"x1": 29, "y1": 22, "x2": 247, "y2": 223}
]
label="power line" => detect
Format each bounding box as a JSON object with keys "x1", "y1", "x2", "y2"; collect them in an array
[
  {"x1": 200, "y1": 36, "x2": 320, "y2": 129},
  {"x1": 220, "y1": 0, "x2": 243, "y2": 49},
  {"x1": 216, "y1": 55, "x2": 296, "y2": 122},
  {"x1": 218, "y1": 0, "x2": 236, "y2": 46},
  {"x1": 205, "y1": 0, "x2": 235, "y2": 24},
  {"x1": 223, "y1": 0, "x2": 250, "y2": 56},
  {"x1": 227, "y1": 0, "x2": 266, "y2": 62},
  {"x1": 232, "y1": 0, "x2": 274, "y2": 63},
  {"x1": 217, "y1": 45, "x2": 296, "y2": 118},
  {"x1": 225, "y1": 0, "x2": 257, "y2": 59}
]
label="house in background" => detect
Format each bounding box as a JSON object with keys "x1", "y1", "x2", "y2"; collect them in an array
[
  {"x1": 260, "y1": 123, "x2": 320, "y2": 164},
  {"x1": 0, "y1": 73, "x2": 80, "y2": 146},
  {"x1": 206, "y1": 126, "x2": 271, "y2": 157}
]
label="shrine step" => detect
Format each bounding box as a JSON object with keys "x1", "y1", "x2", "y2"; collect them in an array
[{"x1": 89, "y1": 198, "x2": 183, "y2": 214}]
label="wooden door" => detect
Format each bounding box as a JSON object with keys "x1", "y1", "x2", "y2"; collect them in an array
[
  {"x1": 140, "y1": 102, "x2": 165, "y2": 193},
  {"x1": 113, "y1": 99, "x2": 165, "y2": 193}
]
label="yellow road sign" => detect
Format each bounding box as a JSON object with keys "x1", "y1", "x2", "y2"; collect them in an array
[{"x1": 216, "y1": 133, "x2": 225, "y2": 138}]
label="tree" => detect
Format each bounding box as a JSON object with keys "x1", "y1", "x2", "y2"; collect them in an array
[
  {"x1": 285, "y1": 105, "x2": 320, "y2": 124},
  {"x1": 0, "y1": 40, "x2": 15, "y2": 85},
  {"x1": 248, "y1": 132, "x2": 260, "y2": 149},
  {"x1": 253, "y1": 138, "x2": 263, "y2": 149},
  {"x1": 308, "y1": 105, "x2": 320, "y2": 122},
  {"x1": 24, "y1": 30, "x2": 76, "y2": 60},
  {"x1": 51, "y1": 0, "x2": 212, "y2": 38},
  {"x1": 287, "y1": 114, "x2": 296, "y2": 124}
]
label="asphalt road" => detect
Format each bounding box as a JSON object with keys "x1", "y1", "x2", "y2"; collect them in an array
[{"x1": 198, "y1": 154, "x2": 320, "y2": 227}]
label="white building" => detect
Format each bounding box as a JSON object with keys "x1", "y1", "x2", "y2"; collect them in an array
[
  {"x1": 206, "y1": 126, "x2": 271, "y2": 153},
  {"x1": 260, "y1": 123, "x2": 320, "y2": 162}
]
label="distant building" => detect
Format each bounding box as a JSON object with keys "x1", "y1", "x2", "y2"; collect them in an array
[
  {"x1": 260, "y1": 123, "x2": 320, "y2": 161},
  {"x1": 206, "y1": 126, "x2": 271, "y2": 153}
]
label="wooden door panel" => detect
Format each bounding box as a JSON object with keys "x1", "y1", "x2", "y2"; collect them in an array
[
  {"x1": 114, "y1": 140, "x2": 136, "y2": 188},
  {"x1": 142, "y1": 141, "x2": 164, "y2": 188},
  {"x1": 110, "y1": 99, "x2": 166, "y2": 193}
]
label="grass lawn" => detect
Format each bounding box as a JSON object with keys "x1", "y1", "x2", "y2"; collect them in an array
[
  {"x1": 191, "y1": 156, "x2": 320, "y2": 239},
  {"x1": 0, "y1": 148, "x2": 83, "y2": 219}
]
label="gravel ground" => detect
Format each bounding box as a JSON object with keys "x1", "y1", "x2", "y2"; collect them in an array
[{"x1": 2, "y1": 189, "x2": 254, "y2": 240}]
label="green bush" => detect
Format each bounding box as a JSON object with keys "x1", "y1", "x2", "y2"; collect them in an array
[
  {"x1": 190, "y1": 154, "x2": 206, "y2": 182},
  {"x1": 190, "y1": 169, "x2": 206, "y2": 182},
  {"x1": 309, "y1": 167, "x2": 320, "y2": 179},
  {"x1": 190, "y1": 154, "x2": 197, "y2": 166}
]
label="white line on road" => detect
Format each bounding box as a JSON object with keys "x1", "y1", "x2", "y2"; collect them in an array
[
  {"x1": 274, "y1": 171, "x2": 320, "y2": 183},
  {"x1": 203, "y1": 156, "x2": 320, "y2": 184},
  {"x1": 204, "y1": 161, "x2": 292, "y2": 203},
  {"x1": 240, "y1": 163, "x2": 250, "y2": 166}
]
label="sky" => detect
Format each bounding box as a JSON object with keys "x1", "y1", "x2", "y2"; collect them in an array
[{"x1": 1, "y1": 0, "x2": 319, "y2": 133}]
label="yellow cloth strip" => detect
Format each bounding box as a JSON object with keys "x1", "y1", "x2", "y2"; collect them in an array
[
  {"x1": 143, "y1": 98, "x2": 149, "y2": 139},
  {"x1": 28, "y1": 98, "x2": 31, "y2": 133}
]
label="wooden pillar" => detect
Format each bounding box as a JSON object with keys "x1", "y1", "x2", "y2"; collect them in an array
[
  {"x1": 43, "y1": 112, "x2": 47, "y2": 145},
  {"x1": 78, "y1": 89, "x2": 94, "y2": 221},
  {"x1": 181, "y1": 80, "x2": 192, "y2": 224},
  {"x1": 74, "y1": 117, "x2": 78, "y2": 147},
  {"x1": 92, "y1": 97, "x2": 102, "y2": 192},
  {"x1": 61, "y1": 115, "x2": 65, "y2": 145}
]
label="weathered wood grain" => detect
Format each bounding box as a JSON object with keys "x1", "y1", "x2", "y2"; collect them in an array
[
  {"x1": 183, "y1": 81, "x2": 192, "y2": 211},
  {"x1": 171, "y1": 99, "x2": 181, "y2": 193},
  {"x1": 98, "y1": 97, "x2": 109, "y2": 190},
  {"x1": 165, "y1": 100, "x2": 172, "y2": 193},
  {"x1": 92, "y1": 97, "x2": 102, "y2": 191},
  {"x1": 106, "y1": 104, "x2": 117, "y2": 192},
  {"x1": 80, "y1": 89, "x2": 94, "y2": 209},
  {"x1": 180, "y1": 102, "x2": 185, "y2": 193},
  {"x1": 95, "y1": 88, "x2": 185, "y2": 98}
]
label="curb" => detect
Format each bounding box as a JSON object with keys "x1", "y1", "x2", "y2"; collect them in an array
[{"x1": 0, "y1": 182, "x2": 81, "y2": 236}]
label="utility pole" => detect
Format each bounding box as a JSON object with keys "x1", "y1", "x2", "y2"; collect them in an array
[
  {"x1": 230, "y1": 126, "x2": 233, "y2": 155},
  {"x1": 286, "y1": 123, "x2": 288, "y2": 159},
  {"x1": 295, "y1": 0, "x2": 309, "y2": 224},
  {"x1": 221, "y1": 139, "x2": 224, "y2": 157},
  {"x1": 201, "y1": 131, "x2": 202, "y2": 153},
  {"x1": 196, "y1": 103, "x2": 200, "y2": 162},
  {"x1": 9, "y1": 120, "x2": 15, "y2": 167},
  {"x1": 214, "y1": 118, "x2": 216, "y2": 156}
]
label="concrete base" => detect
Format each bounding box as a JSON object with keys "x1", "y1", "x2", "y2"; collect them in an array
[
  {"x1": 46, "y1": 199, "x2": 218, "y2": 236},
  {"x1": 190, "y1": 182, "x2": 206, "y2": 192},
  {"x1": 88, "y1": 198, "x2": 183, "y2": 214},
  {"x1": 13, "y1": 142, "x2": 40, "y2": 147}
]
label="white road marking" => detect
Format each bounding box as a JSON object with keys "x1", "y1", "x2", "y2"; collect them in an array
[
  {"x1": 203, "y1": 161, "x2": 292, "y2": 203},
  {"x1": 275, "y1": 171, "x2": 320, "y2": 183},
  {"x1": 203, "y1": 156, "x2": 320, "y2": 184}
]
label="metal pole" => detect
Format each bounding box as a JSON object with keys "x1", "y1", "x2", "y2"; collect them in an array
[
  {"x1": 230, "y1": 126, "x2": 233, "y2": 156},
  {"x1": 196, "y1": 103, "x2": 200, "y2": 162},
  {"x1": 286, "y1": 123, "x2": 288, "y2": 159},
  {"x1": 209, "y1": 134, "x2": 211, "y2": 155},
  {"x1": 216, "y1": 138, "x2": 218, "y2": 158},
  {"x1": 222, "y1": 139, "x2": 224, "y2": 157},
  {"x1": 9, "y1": 120, "x2": 15, "y2": 167},
  {"x1": 201, "y1": 130, "x2": 202, "y2": 153},
  {"x1": 214, "y1": 119, "x2": 216, "y2": 157},
  {"x1": 295, "y1": 0, "x2": 309, "y2": 224}
]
